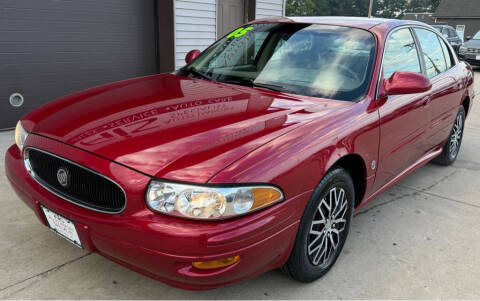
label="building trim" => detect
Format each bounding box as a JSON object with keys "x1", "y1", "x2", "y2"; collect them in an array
[
  {"x1": 157, "y1": 0, "x2": 175, "y2": 73},
  {"x1": 435, "y1": 16, "x2": 480, "y2": 19}
]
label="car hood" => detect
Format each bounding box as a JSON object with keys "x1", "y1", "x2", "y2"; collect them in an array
[
  {"x1": 24, "y1": 73, "x2": 352, "y2": 182},
  {"x1": 463, "y1": 39, "x2": 480, "y2": 48}
]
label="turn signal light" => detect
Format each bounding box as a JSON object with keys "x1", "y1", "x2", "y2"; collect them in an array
[
  {"x1": 192, "y1": 255, "x2": 240, "y2": 270},
  {"x1": 251, "y1": 187, "x2": 283, "y2": 210}
]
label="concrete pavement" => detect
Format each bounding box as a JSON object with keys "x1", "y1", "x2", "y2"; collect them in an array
[{"x1": 1, "y1": 69, "x2": 479, "y2": 299}]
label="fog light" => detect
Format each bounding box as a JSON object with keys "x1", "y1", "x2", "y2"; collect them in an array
[{"x1": 192, "y1": 255, "x2": 240, "y2": 270}]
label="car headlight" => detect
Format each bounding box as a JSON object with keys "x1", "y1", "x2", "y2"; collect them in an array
[
  {"x1": 459, "y1": 46, "x2": 467, "y2": 54},
  {"x1": 146, "y1": 181, "x2": 284, "y2": 220},
  {"x1": 14, "y1": 121, "x2": 29, "y2": 152}
]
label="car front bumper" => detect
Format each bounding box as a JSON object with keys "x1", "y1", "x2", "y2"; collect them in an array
[{"x1": 5, "y1": 134, "x2": 307, "y2": 290}]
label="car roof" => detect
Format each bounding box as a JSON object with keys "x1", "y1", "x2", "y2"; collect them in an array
[{"x1": 249, "y1": 16, "x2": 428, "y2": 31}]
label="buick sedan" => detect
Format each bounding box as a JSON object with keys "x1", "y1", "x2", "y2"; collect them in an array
[{"x1": 5, "y1": 17, "x2": 474, "y2": 290}]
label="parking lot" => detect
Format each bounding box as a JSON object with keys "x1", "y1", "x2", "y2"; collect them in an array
[{"x1": 0, "y1": 68, "x2": 479, "y2": 299}]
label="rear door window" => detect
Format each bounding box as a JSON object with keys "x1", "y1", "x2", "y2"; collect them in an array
[
  {"x1": 439, "y1": 38, "x2": 453, "y2": 69},
  {"x1": 413, "y1": 28, "x2": 447, "y2": 78}
]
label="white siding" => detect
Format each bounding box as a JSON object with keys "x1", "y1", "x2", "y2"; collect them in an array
[
  {"x1": 174, "y1": 0, "x2": 216, "y2": 69},
  {"x1": 256, "y1": 0, "x2": 285, "y2": 19}
]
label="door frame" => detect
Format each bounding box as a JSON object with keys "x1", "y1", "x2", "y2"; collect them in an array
[
  {"x1": 155, "y1": 0, "x2": 175, "y2": 73},
  {"x1": 216, "y1": 0, "x2": 256, "y2": 39}
]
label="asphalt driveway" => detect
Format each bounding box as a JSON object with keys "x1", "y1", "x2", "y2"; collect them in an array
[{"x1": 1, "y1": 69, "x2": 479, "y2": 299}]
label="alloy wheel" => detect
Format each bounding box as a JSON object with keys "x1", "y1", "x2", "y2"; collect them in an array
[
  {"x1": 449, "y1": 113, "x2": 463, "y2": 160},
  {"x1": 307, "y1": 187, "x2": 348, "y2": 267}
]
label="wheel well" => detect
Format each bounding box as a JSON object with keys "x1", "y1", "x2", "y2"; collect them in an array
[
  {"x1": 462, "y1": 96, "x2": 470, "y2": 117},
  {"x1": 332, "y1": 154, "x2": 366, "y2": 208}
]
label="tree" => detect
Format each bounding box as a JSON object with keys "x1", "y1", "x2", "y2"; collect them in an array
[
  {"x1": 285, "y1": 0, "x2": 438, "y2": 18},
  {"x1": 431, "y1": 0, "x2": 441, "y2": 11},
  {"x1": 348, "y1": 0, "x2": 370, "y2": 16},
  {"x1": 286, "y1": 0, "x2": 317, "y2": 16},
  {"x1": 405, "y1": 0, "x2": 442, "y2": 13},
  {"x1": 285, "y1": 0, "x2": 375, "y2": 17},
  {"x1": 373, "y1": 0, "x2": 408, "y2": 18}
]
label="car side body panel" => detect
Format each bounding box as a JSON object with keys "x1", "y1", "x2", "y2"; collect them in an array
[
  {"x1": 424, "y1": 66, "x2": 466, "y2": 150},
  {"x1": 373, "y1": 87, "x2": 431, "y2": 191},
  {"x1": 209, "y1": 98, "x2": 380, "y2": 205},
  {"x1": 371, "y1": 24, "x2": 473, "y2": 195}
]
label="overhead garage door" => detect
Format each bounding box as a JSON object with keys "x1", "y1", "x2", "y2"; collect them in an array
[{"x1": 0, "y1": 0, "x2": 157, "y2": 129}]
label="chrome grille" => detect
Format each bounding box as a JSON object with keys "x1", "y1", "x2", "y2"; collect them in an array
[{"x1": 25, "y1": 148, "x2": 126, "y2": 213}]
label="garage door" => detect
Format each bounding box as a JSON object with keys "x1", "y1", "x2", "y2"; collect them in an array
[{"x1": 0, "y1": 0, "x2": 157, "y2": 129}]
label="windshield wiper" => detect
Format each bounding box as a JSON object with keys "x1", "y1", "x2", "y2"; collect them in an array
[
  {"x1": 222, "y1": 78, "x2": 289, "y2": 93},
  {"x1": 253, "y1": 81, "x2": 288, "y2": 93},
  {"x1": 183, "y1": 66, "x2": 213, "y2": 81}
]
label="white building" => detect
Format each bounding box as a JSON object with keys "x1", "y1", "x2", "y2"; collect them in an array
[{"x1": 174, "y1": 0, "x2": 286, "y2": 69}]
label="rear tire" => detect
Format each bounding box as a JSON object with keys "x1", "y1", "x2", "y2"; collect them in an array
[
  {"x1": 283, "y1": 167, "x2": 354, "y2": 282},
  {"x1": 433, "y1": 106, "x2": 465, "y2": 166}
]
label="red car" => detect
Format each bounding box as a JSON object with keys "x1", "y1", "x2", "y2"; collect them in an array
[{"x1": 5, "y1": 17, "x2": 474, "y2": 290}]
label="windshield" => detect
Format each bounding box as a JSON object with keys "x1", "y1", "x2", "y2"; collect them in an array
[
  {"x1": 473, "y1": 31, "x2": 480, "y2": 40},
  {"x1": 178, "y1": 23, "x2": 377, "y2": 102}
]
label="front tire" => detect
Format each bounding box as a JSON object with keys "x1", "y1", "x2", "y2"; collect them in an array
[
  {"x1": 433, "y1": 106, "x2": 465, "y2": 166},
  {"x1": 283, "y1": 167, "x2": 354, "y2": 282}
]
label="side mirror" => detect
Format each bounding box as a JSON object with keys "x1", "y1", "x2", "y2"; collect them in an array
[
  {"x1": 185, "y1": 49, "x2": 201, "y2": 64},
  {"x1": 384, "y1": 71, "x2": 432, "y2": 95},
  {"x1": 466, "y1": 35, "x2": 472, "y2": 41}
]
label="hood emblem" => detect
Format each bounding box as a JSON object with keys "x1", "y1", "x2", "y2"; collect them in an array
[{"x1": 57, "y1": 167, "x2": 70, "y2": 188}]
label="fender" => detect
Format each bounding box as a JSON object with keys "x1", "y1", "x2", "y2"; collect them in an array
[{"x1": 210, "y1": 99, "x2": 380, "y2": 207}]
